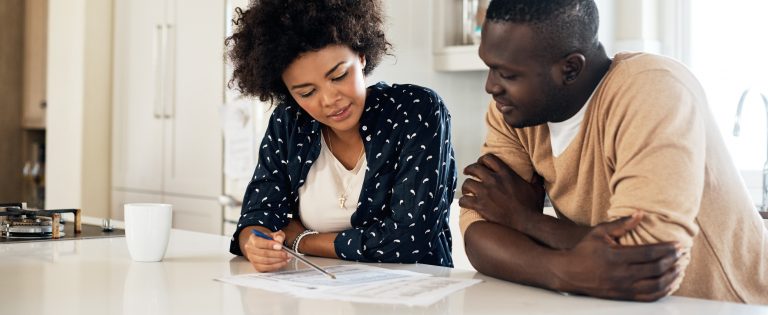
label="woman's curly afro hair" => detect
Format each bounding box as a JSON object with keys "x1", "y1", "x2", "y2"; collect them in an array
[{"x1": 226, "y1": 0, "x2": 391, "y2": 105}]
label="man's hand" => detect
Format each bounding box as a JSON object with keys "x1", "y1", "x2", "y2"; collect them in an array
[
  {"x1": 552, "y1": 212, "x2": 683, "y2": 301},
  {"x1": 460, "y1": 153, "x2": 545, "y2": 229}
]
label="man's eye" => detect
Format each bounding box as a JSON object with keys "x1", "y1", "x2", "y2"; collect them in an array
[
  {"x1": 499, "y1": 73, "x2": 517, "y2": 80},
  {"x1": 332, "y1": 72, "x2": 348, "y2": 81}
]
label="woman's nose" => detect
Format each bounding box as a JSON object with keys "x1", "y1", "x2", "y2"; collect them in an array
[{"x1": 321, "y1": 86, "x2": 341, "y2": 106}]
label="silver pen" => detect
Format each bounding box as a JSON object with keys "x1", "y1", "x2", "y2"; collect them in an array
[{"x1": 251, "y1": 229, "x2": 337, "y2": 279}]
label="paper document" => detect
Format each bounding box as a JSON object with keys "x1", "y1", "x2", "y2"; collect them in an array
[
  {"x1": 251, "y1": 264, "x2": 422, "y2": 288},
  {"x1": 216, "y1": 264, "x2": 481, "y2": 306}
]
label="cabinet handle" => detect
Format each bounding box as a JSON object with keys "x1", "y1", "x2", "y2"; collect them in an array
[
  {"x1": 152, "y1": 24, "x2": 164, "y2": 119},
  {"x1": 163, "y1": 24, "x2": 176, "y2": 119},
  {"x1": 218, "y1": 195, "x2": 243, "y2": 207}
]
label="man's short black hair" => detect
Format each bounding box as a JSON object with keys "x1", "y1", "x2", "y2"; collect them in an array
[{"x1": 486, "y1": 0, "x2": 599, "y2": 59}]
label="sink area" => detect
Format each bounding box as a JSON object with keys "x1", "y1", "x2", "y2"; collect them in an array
[{"x1": 761, "y1": 212, "x2": 768, "y2": 229}]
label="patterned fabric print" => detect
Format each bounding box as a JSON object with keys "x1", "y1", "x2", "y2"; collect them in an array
[{"x1": 230, "y1": 82, "x2": 457, "y2": 267}]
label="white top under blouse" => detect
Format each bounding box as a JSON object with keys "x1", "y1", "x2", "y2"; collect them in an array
[{"x1": 298, "y1": 131, "x2": 367, "y2": 233}]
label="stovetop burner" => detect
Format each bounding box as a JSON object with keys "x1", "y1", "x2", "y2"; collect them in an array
[
  {"x1": 0, "y1": 203, "x2": 82, "y2": 239},
  {"x1": 3, "y1": 216, "x2": 64, "y2": 238}
]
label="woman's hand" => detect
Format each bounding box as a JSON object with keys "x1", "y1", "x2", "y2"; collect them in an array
[{"x1": 239, "y1": 226, "x2": 290, "y2": 272}]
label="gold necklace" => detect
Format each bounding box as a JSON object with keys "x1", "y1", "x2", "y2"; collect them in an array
[{"x1": 323, "y1": 129, "x2": 365, "y2": 209}]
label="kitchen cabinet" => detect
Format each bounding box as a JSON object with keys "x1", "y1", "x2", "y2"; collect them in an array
[
  {"x1": 22, "y1": 0, "x2": 47, "y2": 129},
  {"x1": 21, "y1": 0, "x2": 47, "y2": 209},
  {"x1": 0, "y1": 0, "x2": 24, "y2": 202},
  {"x1": 111, "y1": 0, "x2": 225, "y2": 234},
  {"x1": 0, "y1": 0, "x2": 46, "y2": 205}
]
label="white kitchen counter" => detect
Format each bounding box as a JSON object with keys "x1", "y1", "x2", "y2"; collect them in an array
[{"x1": 1, "y1": 229, "x2": 766, "y2": 315}]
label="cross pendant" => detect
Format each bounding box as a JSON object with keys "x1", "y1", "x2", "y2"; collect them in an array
[{"x1": 338, "y1": 196, "x2": 346, "y2": 208}]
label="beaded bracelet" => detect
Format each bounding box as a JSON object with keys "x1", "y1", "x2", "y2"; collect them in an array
[{"x1": 292, "y1": 229, "x2": 318, "y2": 254}]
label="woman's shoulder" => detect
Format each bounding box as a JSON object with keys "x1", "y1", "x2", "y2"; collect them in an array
[
  {"x1": 370, "y1": 82, "x2": 446, "y2": 114},
  {"x1": 268, "y1": 101, "x2": 315, "y2": 126},
  {"x1": 269, "y1": 102, "x2": 299, "y2": 120},
  {"x1": 264, "y1": 101, "x2": 318, "y2": 141}
]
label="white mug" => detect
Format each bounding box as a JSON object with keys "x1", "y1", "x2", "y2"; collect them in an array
[{"x1": 124, "y1": 203, "x2": 173, "y2": 262}]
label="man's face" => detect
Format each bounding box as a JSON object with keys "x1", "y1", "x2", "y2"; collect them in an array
[{"x1": 479, "y1": 22, "x2": 569, "y2": 128}]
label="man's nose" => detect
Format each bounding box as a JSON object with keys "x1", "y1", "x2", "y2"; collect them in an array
[{"x1": 485, "y1": 71, "x2": 502, "y2": 95}]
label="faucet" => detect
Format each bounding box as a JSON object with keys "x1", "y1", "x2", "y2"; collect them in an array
[{"x1": 732, "y1": 89, "x2": 768, "y2": 213}]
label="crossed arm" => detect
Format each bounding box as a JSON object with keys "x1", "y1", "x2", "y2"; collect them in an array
[{"x1": 459, "y1": 154, "x2": 683, "y2": 302}]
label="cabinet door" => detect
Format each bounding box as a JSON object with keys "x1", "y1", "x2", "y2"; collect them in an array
[
  {"x1": 22, "y1": 0, "x2": 47, "y2": 129},
  {"x1": 164, "y1": 194, "x2": 222, "y2": 234},
  {"x1": 161, "y1": 0, "x2": 224, "y2": 198},
  {"x1": 222, "y1": 221, "x2": 237, "y2": 239},
  {"x1": 112, "y1": 0, "x2": 167, "y2": 192}
]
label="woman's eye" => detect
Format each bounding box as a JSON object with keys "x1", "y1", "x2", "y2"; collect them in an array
[
  {"x1": 299, "y1": 90, "x2": 315, "y2": 98},
  {"x1": 332, "y1": 72, "x2": 348, "y2": 81}
]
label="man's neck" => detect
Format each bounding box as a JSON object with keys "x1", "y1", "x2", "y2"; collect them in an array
[{"x1": 563, "y1": 45, "x2": 612, "y2": 120}]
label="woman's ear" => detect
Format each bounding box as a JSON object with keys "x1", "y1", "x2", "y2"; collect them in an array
[
  {"x1": 360, "y1": 54, "x2": 367, "y2": 68},
  {"x1": 560, "y1": 53, "x2": 585, "y2": 85}
]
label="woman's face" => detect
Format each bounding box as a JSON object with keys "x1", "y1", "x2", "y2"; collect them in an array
[{"x1": 282, "y1": 45, "x2": 367, "y2": 135}]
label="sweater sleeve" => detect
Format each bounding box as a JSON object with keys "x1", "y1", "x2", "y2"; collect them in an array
[
  {"x1": 604, "y1": 69, "x2": 704, "y2": 248},
  {"x1": 459, "y1": 101, "x2": 538, "y2": 235},
  {"x1": 334, "y1": 91, "x2": 457, "y2": 264},
  {"x1": 603, "y1": 68, "x2": 705, "y2": 293},
  {"x1": 229, "y1": 110, "x2": 294, "y2": 256}
]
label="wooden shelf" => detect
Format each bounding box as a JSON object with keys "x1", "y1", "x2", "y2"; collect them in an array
[
  {"x1": 432, "y1": 0, "x2": 487, "y2": 72},
  {"x1": 433, "y1": 44, "x2": 485, "y2": 72}
]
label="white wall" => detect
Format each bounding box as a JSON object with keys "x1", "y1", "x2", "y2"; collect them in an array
[{"x1": 367, "y1": 0, "x2": 491, "y2": 186}]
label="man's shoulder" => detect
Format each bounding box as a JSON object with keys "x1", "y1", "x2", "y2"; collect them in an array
[{"x1": 610, "y1": 52, "x2": 690, "y2": 78}]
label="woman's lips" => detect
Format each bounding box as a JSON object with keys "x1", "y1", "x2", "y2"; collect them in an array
[{"x1": 328, "y1": 104, "x2": 352, "y2": 122}]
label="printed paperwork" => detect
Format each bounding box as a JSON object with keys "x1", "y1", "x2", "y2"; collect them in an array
[{"x1": 216, "y1": 264, "x2": 481, "y2": 306}]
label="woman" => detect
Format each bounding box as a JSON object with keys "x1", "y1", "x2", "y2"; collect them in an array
[{"x1": 227, "y1": 0, "x2": 457, "y2": 272}]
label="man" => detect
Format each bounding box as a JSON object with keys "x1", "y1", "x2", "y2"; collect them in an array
[{"x1": 460, "y1": 0, "x2": 768, "y2": 304}]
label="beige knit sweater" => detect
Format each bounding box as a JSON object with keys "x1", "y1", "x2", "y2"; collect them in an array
[{"x1": 460, "y1": 52, "x2": 768, "y2": 304}]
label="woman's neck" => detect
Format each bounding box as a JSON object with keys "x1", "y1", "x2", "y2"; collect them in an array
[{"x1": 324, "y1": 125, "x2": 364, "y2": 170}]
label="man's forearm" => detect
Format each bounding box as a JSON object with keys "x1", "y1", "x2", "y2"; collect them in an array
[
  {"x1": 517, "y1": 212, "x2": 590, "y2": 250},
  {"x1": 465, "y1": 215, "x2": 683, "y2": 301},
  {"x1": 464, "y1": 220, "x2": 565, "y2": 291}
]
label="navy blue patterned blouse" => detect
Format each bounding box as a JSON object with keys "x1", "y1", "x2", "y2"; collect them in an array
[{"x1": 230, "y1": 82, "x2": 457, "y2": 267}]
